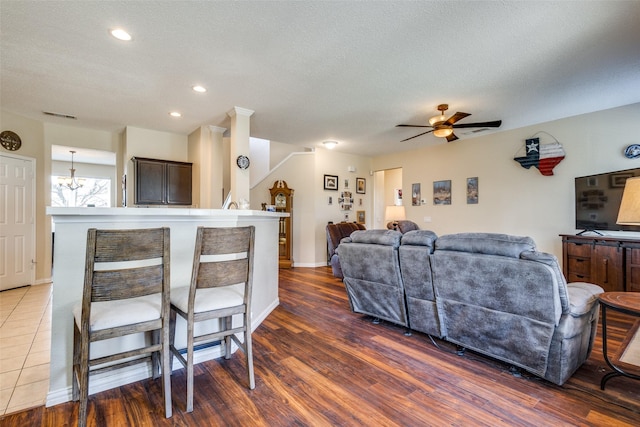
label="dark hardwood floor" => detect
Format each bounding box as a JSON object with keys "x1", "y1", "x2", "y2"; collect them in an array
[{"x1": 2, "y1": 267, "x2": 639, "y2": 426}]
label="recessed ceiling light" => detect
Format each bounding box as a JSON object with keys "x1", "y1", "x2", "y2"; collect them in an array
[
  {"x1": 169, "y1": 111, "x2": 182, "y2": 118},
  {"x1": 110, "y1": 28, "x2": 132, "y2": 41},
  {"x1": 192, "y1": 85, "x2": 207, "y2": 93},
  {"x1": 323, "y1": 140, "x2": 338, "y2": 149}
]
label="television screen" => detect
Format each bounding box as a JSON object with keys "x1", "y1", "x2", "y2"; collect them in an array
[{"x1": 575, "y1": 167, "x2": 640, "y2": 232}]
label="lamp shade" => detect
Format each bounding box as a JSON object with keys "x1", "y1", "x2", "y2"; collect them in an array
[
  {"x1": 385, "y1": 205, "x2": 406, "y2": 222},
  {"x1": 617, "y1": 176, "x2": 640, "y2": 225}
]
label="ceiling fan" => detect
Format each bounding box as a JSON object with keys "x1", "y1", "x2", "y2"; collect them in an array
[{"x1": 396, "y1": 104, "x2": 502, "y2": 142}]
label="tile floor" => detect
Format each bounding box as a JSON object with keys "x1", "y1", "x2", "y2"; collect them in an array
[{"x1": 0, "y1": 283, "x2": 52, "y2": 416}]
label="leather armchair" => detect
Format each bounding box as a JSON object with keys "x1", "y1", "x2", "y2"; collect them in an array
[{"x1": 326, "y1": 222, "x2": 366, "y2": 279}]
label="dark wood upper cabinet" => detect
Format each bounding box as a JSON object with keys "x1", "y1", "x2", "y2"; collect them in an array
[{"x1": 132, "y1": 157, "x2": 192, "y2": 206}]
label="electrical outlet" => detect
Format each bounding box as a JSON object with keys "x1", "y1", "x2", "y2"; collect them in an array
[{"x1": 424, "y1": 216, "x2": 432, "y2": 223}]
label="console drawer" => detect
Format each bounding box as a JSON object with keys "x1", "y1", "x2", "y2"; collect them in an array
[
  {"x1": 567, "y1": 257, "x2": 590, "y2": 275},
  {"x1": 568, "y1": 272, "x2": 591, "y2": 282},
  {"x1": 566, "y1": 243, "x2": 591, "y2": 257}
]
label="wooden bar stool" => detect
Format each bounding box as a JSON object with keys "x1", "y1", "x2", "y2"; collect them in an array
[
  {"x1": 169, "y1": 226, "x2": 255, "y2": 412},
  {"x1": 72, "y1": 228, "x2": 172, "y2": 427}
]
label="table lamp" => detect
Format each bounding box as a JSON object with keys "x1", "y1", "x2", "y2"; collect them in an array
[
  {"x1": 385, "y1": 205, "x2": 406, "y2": 230},
  {"x1": 617, "y1": 176, "x2": 640, "y2": 225}
]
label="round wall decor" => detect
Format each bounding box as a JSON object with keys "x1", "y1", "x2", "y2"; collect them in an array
[
  {"x1": 0, "y1": 130, "x2": 22, "y2": 151},
  {"x1": 624, "y1": 144, "x2": 640, "y2": 159},
  {"x1": 236, "y1": 155, "x2": 250, "y2": 169}
]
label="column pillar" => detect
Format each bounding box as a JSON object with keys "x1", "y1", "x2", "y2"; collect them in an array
[
  {"x1": 227, "y1": 107, "x2": 254, "y2": 205},
  {"x1": 207, "y1": 125, "x2": 226, "y2": 208}
]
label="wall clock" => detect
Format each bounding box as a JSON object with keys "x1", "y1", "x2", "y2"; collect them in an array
[
  {"x1": 236, "y1": 155, "x2": 250, "y2": 169},
  {"x1": 0, "y1": 130, "x2": 22, "y2": 151}
]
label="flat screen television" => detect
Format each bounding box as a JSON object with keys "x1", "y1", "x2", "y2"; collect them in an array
[{"x1": 575, "y1": 167, "x2": 640, "y2": 233}]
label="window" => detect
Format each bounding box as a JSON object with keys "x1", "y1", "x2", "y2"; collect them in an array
[{"x1": 51, "y1": 176, "x2": 111, "y2": 207}]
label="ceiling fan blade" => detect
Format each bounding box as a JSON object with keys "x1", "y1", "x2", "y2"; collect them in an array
[
  {"x1": 400, "y1": 129, "x2": 434, "y2": 142},
  {"x1": 396, "y1": 124, "x2": 432, "y2": 128},
  {"x1": 452, "y1": 120, "x2": 502, "y2": 129},
  {"x1": 446, "y1": 133, "x2": 459, "y2": 142},
  {"x1": 444, "y1": 112, "x2": 471, "y2": 126}
]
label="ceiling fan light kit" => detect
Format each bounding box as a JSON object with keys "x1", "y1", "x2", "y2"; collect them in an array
[
  {"x1": 428, "y1": 104, "x2": 449, "y2": 126},
  {"x1": 433, "y1": 128, "x2": 454, "y2": 138},
  {"x1": 397, "y1": 103, "x2": 502, "y2": 143}
]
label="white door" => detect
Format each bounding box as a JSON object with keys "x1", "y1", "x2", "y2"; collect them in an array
[{"x1": 0, "y1": 154, "x2": 35, "y2": 290}]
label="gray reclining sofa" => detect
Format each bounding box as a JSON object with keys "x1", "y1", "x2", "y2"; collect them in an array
[{"x1": 338, "y1": 230, "x2": 604, "y2": 385}]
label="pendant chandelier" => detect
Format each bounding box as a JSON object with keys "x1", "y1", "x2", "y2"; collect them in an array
[{"x1": 58, "y1": 150, "x2": 85, "y2": 191}]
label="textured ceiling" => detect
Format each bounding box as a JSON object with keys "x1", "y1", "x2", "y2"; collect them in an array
[{"x1": 1, "y1": 1, "x2": 640, "y2": 157}]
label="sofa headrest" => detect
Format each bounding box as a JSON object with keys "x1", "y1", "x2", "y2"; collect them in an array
[
  {"x1": 401, "y1": 230, "x2": 438, "y2": 250},
  {"x1": 349, "y1": 229, "x2": 402, "y2": 247},
  {"x1": 435, "y1": 233, "x2": 536, "y2": 258}
]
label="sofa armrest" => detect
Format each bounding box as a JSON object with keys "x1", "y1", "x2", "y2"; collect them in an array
[
  {"x1": 566, "y1": 282, "x2": 604, "y2": 317},
  {"x1": 520, "y1": 250, "x2": 570, "y2": 313}
]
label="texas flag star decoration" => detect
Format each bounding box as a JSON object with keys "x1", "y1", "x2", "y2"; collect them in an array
[{"x1": 514, "y1": 137, "x2": 565, "y2": 176}]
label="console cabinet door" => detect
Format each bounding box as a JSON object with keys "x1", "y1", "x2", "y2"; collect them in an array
[
  {"x1": 592, "y1": 244, "x2": 624, "y2": 292},
  {"x1": 626, "y1": 248, "x2": 640, "y2": 292}
]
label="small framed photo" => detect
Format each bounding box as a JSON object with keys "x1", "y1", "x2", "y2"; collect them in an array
[
  {"x1": 411, "y1": 183, "x2": 421, "y2": 206},
  {"x1": 357, "y1": 210, "x2": 366, "y2": 224},
  {"x1": 356, "y1": 177, "x2": 366, "y2": 194},
  {"x1": 324, "y1": 174, "x2": 338, "y2": 191},
  {"x1": 467, "y1": 177, "x2": 478, "y2": 204}
]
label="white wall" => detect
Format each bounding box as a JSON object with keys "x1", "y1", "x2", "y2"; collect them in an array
[
  {"x1": 251, "y1": 152, "x2": 316, "y2": 267},
  {"x1": 123, "y1": 126, "x2": 188, "y2": 206},
  {"x1": 372, "y1": 102, "x2": 640, "y2": 259},
  {"x1": 250, "y1": 147, "x2": 374, "y2": 267},
  {"x1": 313, "y1": 148, "x2": 373, "y2": 265}
]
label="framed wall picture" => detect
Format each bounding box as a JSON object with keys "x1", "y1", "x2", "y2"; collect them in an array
[
  {"x1": 356, "y1": 177, "x2": 366, "y2": 194},
  {"x1": 412, "y1": 183, "x2": 421, "y2": 206},
  {"x1": 467, "y1": 177, "x2": 478, "y2": 204},
  {"x1": 433, "y1": 180, "x2": 451, "y2": 205},
  {"x1": 339, "y1": 191, "x2": 353, "y2": 211},
  {"x1": 394, "y1": 188, "x2": 403, "y2": 205},
  {"x1": 324, "y1": 174, "x2": 338, "y2": 190},
  {"x1": 357, "y1": 210, "x2": 365, "y2": 224}
]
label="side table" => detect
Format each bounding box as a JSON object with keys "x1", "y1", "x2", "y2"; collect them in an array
[{"x1": 598, "y1": 292, "x2": 640, "y2": 389}]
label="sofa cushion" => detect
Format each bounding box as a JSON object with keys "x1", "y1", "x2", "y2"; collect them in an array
[
  {"x1": 401, "y1": 230, "x2": 438, "y2": 250},
  {"x1": 435, "y1": 232, "x2": 536, "y2": 258},
  {"x1": 349, "y1": 229, "x2": 402, "y2": 247}
]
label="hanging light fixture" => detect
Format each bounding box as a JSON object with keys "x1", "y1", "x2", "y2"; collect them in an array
[
  {"x1": 429, "y1": 104, "x2": 454, "y2": 138},
  {"x1": 58, "y1": 150, "x2": 85, "y2": 191}
]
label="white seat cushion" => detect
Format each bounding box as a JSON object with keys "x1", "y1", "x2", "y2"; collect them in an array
[
  {"x1": 73, "y1": 294, "x2": 162, "y2": 331},
  {"x1": 170, "y1": 284, "x2": 244, "y2": 314}
]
